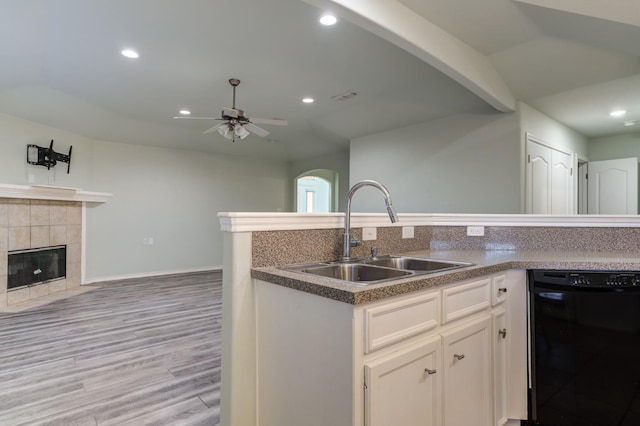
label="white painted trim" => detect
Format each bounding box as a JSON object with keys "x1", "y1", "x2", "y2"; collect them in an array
[
  {"x1": 218, "y1": 212, "x2": 640, "y2": 232},
  {"x1": 81, "y1": 202, "x2": 87, "y2": 285},
  {"x1": 0, "y1": 183, "x2": 112, "y2": 203},
  {"x1": 84, "y1": 266, "x2": 221, "y2": 284}
]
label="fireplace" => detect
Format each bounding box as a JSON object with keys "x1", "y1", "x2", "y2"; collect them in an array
[{"x1": 8, "y1": 245, "x2": 67, "y2": 290}]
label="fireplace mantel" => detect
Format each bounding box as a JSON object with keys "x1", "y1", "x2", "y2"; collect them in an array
[{"x1": 0, "y1": 183, "x2": 112, "y2": 203}]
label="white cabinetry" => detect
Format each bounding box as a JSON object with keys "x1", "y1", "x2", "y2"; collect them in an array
[
  {"x1": 492, "y1": 307, "x2": 508, "y2": 426},
  {"x1": 364, "y1": 336, "x2": 442, "y2": 426},
  {"x1": 441, "y1": 316, "x2": 492, "y2": 426},
  {"x1": 255, "y1": 270, "x2": 527, "y2": 426}
]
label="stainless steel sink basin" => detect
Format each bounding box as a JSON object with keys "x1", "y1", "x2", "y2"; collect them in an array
[
  {"x1": 363, "y1": 255, "x2": 472, "y2": 274},
  {"x1": 280, "y1": 255, "x2": 473, "y2": 285},
  {"x1": 293, "y1": 263, "x2": 413, "y2": 284}
]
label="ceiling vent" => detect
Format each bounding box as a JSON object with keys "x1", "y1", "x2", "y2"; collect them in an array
[{"x1": 331, "y1": 90, "x2": 358, "y2": 101}]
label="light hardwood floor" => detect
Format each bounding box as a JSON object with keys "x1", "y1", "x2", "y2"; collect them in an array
[{"x1": 0, "y1": 271, "x2": 222, "y2": 425}]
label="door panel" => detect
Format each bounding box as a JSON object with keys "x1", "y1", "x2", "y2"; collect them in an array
[{"x1": 587, "y1": 157, "x2": 638, "y2": 214}]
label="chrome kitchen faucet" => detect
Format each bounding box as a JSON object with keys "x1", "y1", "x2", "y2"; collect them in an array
[{"x1": 342, "y1": 180, "x2": 398, "y2": 261}]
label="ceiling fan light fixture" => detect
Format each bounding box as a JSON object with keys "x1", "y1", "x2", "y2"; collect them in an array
[
  {"x1": 218, "y1": 124, "x2": 233, "y2": 139},
  {"x1": 235, "y1": 124, "x2": 250, "y2": 139}
]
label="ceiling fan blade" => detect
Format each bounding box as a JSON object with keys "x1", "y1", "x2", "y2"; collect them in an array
[
  {"x1": 243, "y1": 123, "x2": 270, "y2": 137},
  {"x1": 203, "y1": 123, "x2": 225, "y2": 134},
  {"x1": 173, "y1": 116, "x2": 220, "y2": 120},
  {"x1": 249, "y1": 117, "x2": 288, "y2": 126}
]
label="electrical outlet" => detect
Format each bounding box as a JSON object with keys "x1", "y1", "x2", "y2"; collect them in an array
[
  {"x1": 467, "y1": 226, "x2": 485, "y2": 236},
  {"x1": 362, "y1": 227, "x2": 377, "y2": 241},
  {"x1": 402, "y1": 226, "x2": 414, "y2": 238}
]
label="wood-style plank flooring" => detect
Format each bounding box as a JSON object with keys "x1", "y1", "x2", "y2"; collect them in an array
[{"x1": 0, "y1": 271, "x2": 222, "y2": 425}]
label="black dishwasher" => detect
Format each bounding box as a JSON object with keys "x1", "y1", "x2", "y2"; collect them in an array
[{"x1": 529, "y1": 270, "x2": 640, "y2": 426}]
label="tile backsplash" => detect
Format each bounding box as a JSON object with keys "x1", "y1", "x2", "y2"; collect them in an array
[
  {"x1": 252, "y1": 224, "x2": 640, "y2": 268},
  {"x1": 0, "y1": 198, "x2": 82, "y2": 307}
]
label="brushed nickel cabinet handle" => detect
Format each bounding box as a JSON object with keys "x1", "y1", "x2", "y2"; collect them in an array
[
  {"x1": 499, "y1": 328, "x2": 507, "y2": 339},
  {"x1": 424, "y1": 368, "x2": 437, "y2": 375},
  {"x1": 453, "y1": 354, "x2": 465, "y2": 361}
]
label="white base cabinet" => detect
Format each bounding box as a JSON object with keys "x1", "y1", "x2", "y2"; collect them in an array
[
  {"x1": 255, "y1": 270, "x2": 527, "y2": 426},
  {"x1": 364, "y1": 336, "x2": 442, "y2": 426},
  {"x1": 442, "y1": 316, "x2": 492, "y2": 426}
]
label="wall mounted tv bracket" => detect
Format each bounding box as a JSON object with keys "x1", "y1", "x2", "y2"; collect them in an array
[{"x1": 26, "y1": 140, "x2": 73, "y2": 173}]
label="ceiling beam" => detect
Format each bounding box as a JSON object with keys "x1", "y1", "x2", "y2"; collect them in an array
[{"x1": 304, "y1": 0, "x2": 517, "y2": 112}]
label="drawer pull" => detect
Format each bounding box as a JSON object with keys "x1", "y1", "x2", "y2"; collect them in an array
[
  {"x1": 453, "y1": 353, "x2": 465, "y2": 361},
  {"x1": 499, "y1": 328, "x2": 507, "y2": 339},
  {"x1": 424, "y1": 368, "x2": 437, "y2": 375},
  {"x1": 498, "y1": 288, "x2": 508, "y2": 294}
]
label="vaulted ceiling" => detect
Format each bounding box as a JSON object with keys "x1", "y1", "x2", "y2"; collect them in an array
[{"x1": 1, "y1": 0, "x2": 638, "y2": 160}]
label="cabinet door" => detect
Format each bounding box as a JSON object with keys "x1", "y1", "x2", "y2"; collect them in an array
[
  {"x1": 364, "y1": 336, "x2": 442, "y2": 426},
  {"x1": 493, "y1": 308, "x2": 508, "y2": 426},
  {"x1": 441, "y1": 316, "x2": 492, "y2": 426}
]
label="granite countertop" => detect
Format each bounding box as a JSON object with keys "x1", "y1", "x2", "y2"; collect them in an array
[{"x1": 251, "y1": 249, "x2": 640, "y2": 305}]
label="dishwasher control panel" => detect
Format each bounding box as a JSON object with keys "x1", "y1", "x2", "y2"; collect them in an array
[{"x1": 567, "y1": 272, "x2": 640, "y2": 287}]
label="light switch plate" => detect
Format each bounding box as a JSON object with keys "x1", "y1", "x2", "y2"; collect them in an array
[
  {"x1": 362, "y1": 227, "x2": 377, "y2": 241},
  {"x1": 402, "y1": 226, "x2": 414, "y2": 238}
]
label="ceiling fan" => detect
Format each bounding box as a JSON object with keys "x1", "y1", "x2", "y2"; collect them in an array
[{"x1": 174, "y1": 78, "x2": 288, "y2": 142}]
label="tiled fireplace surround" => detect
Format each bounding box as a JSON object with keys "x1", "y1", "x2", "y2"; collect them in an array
[{"x1": 0, "y1": 198, "x2": 82, "y2": 307}]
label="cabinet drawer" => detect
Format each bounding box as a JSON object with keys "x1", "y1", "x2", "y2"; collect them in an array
[
  {"x1": 442, "y1": 278, "x2": 491, "y2": 324},
  {"x1": 364, "y1": 291, "x2": 439, "y2": 353}
]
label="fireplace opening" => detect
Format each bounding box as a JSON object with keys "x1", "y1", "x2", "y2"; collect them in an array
[{"x1": 8, "y1": 245, "x2": 67, "y2": 290}]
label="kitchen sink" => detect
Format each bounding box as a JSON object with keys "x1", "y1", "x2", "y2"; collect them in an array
[
  {"x1": 363, "y1": 255, "x2": 472, "y2": 273},
  {"x1": 288, "y1": 263, "x2": 413, "y2": 284},
  {"x1": 281, "y1": 255, "x2": 473, "y2": 285}
]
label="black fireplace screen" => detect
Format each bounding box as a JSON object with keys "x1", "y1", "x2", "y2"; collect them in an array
[{"x1": 7, "y1": 245, "x2": 67, "y2": 290}]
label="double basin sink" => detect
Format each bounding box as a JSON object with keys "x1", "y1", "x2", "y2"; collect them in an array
[{"x1": 282, "y1": 255, "x2": 473, "y2": 285}]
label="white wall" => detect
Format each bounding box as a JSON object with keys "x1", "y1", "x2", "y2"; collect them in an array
[
  {"x1": 519, "y1": 102, "x2": 588, "y2": 157},
  {"x1": 349, "y1": 111, "x2": 521, "y2": 213},
  {"x1": 0, "y1": 113, "x2": 290, "y2": 281},
  {"x1": 588, "y1": 133, "x2": 640, "y2": 161}
]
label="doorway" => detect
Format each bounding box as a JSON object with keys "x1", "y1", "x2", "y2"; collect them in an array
[{"x1": 295, "y1": 169, "x2": 339, "y2": 213}]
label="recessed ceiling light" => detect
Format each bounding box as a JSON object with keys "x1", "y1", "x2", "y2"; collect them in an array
[
  {"x1": 121, "y1": 49, "x2": 139, "y2": 59},
  {"x1": 302, "y1": 97, "x2": 314, "y2": 104},
  {"x1": 319, "y1": 14, "x2": 338, "y2": 26},
  {"x1": 624, "y1": 120, "x2": 636, "y2": 126},
  {"x1": 610, "y1": 109, "x2": 627, "y2": 117},
  {"x1": 179, "y1": 109, "x2": 191, "y2": 115}
]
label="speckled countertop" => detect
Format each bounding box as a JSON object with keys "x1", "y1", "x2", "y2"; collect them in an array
[{"x1": 251, "y1": 249, "x2": 640, "y2": 305}]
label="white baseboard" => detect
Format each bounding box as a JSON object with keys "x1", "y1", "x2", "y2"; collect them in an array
[{"x1": 84, "y1": 265, "x2": 222, "y2": 284}]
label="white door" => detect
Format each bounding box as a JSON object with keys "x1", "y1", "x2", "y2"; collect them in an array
[
  {"x1": 587, "y1": 157, "x2": 638, "y2": 214},
  {"x1": 525, "y1": 140, "x2": 550, "y2": 214},
  {"x1": 551, "y1": 149, "x2": 573, "y2": 214},
  {"x1": 364, "y1": 336, "x2": 442, "y2": 426},
  {"x1": 525, "y1": 136, "x2": 574, "y2": 214}
]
